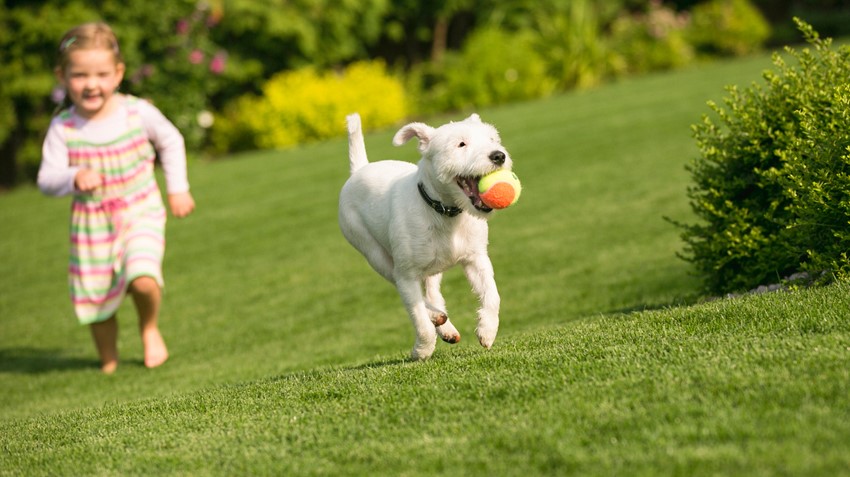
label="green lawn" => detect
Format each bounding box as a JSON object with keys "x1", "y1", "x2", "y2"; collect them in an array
[{"x1": 2, "y1": 51, "x2": 849, "y2": 475}]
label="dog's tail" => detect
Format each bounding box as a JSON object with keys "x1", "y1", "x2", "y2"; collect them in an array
[{"x1": 347, "y1": 113, "x2": 368, "y2": 175}]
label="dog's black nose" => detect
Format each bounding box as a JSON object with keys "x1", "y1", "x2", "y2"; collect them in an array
[{"x1": 489, "y1": 151, "x2": 506, "y2": 165}]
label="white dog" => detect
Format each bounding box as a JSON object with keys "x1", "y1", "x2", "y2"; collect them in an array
[{"x1": 339, "y1": 113, "x2": 513, "y2": 360}]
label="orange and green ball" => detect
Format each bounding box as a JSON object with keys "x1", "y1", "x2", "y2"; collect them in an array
[{"x1": 478, "y1": 170, "x2": 522, "y2": 209}]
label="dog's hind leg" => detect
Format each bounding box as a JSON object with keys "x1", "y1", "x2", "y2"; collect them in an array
[
  {"x1": 362, "y1": 246, "x2": 394, "y2": 283},
  {"x1": 425, "y1": 274, "x2": 461, "y2": 344},
  {"x1": 340, "y1": 217, "x2": 395, "y2": 283},
  {"x1": 436, "y1": 319, "x2": 461, "y2": 344},
  {"x1": 424, "y1": 274, "x2": 448, "y2": 325},
  {"x1": 395, "y1": 276, "x2": 438, "y2": 360}
]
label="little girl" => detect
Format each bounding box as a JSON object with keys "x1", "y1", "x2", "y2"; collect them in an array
[{"x1": 38, "y1": 22, "x2": 196, "y2": 373}]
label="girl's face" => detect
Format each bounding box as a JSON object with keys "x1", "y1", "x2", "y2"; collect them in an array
[{"x1": 56, "y1": 48, "x2": 125, "y2": 120}]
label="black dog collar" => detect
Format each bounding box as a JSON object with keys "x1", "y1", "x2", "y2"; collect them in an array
[{"x1": 418, "y1": 182, "x2": 462, "y2": 217}]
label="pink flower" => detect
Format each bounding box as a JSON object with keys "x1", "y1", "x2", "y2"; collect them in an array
[
  {"x1": 130, "y1": 64, "x2": 155, "y2": 85},
  {"x1": 141, "y1": 64, "x2": 155, "y2": 78},
  {"x1": 210, "y1": 51, "x2": 227, "y2": 74},
  {"x1": 188, "y1": 49, "x2": 205, "y2": 65},
  {"x1": 176, "y1": 19, "x2": 189, "y2": 35},
  {"x1": 207, "y1": 8, "x2": 223, "y2": 27}
]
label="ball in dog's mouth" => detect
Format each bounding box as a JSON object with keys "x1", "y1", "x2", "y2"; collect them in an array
[{"x1": 456, "y1": 176, "x2": 493, "y2": 212}]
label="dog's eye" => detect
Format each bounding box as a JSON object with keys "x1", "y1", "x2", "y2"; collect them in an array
[{"x1": 458, "y1": 142, "x2": 466, "y2": 148}]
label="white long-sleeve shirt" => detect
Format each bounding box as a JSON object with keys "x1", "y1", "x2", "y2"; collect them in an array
[{"x1": 38, "y1": 96, "x2": 190, "y2": 196}]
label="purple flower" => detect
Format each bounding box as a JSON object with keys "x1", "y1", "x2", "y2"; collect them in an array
[{"x1": 51, "y1": 86, "x2": 66, "y2": 104}]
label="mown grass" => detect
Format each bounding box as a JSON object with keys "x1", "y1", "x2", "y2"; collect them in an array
[
  {"x1": 2, "y1": 284, "x2": 849, "y2": 475},
  {"x1": 2, "y1": 50, "x2": 849, "y2": 475}
]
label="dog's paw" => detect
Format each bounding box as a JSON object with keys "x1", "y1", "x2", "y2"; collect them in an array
[
  {"x1": 441, "y1": 333, "x2": 461, "y2": 344},
  {"x1": 475, "y1": 323, "x2": 498, "y2": 349},
  {"x1": 410, "y1": 346, "x2": 434, "y2": 361},
  {"x1": 410, "y1": 334, "x2": 437, "y2": 361},
  {"x1": 437, "y1": 321, "x2": 461, "y2": 344},
  {"x1": 430, "y1": 312, "x2": 448, "y2": 327}
]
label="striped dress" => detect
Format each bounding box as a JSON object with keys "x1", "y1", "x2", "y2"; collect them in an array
[{"x1": 62, "y1": 97, "x2": 167, "y2": 324}]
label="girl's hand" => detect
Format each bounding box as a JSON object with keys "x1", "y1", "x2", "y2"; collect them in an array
[
  {"x1": 74, "y1": 169, "x2": 103, "y2": 192},
  {"x1": 168, "y1": 192, "x2": 195, "y2": 218}
]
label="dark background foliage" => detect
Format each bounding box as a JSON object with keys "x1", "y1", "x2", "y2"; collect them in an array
[{"x1": 2, "y1": 0, "x2": 849, "y2": 188}]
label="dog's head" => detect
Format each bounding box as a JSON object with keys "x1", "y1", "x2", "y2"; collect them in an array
[{"x1": 393, "y1": 114, "x2": 513, "y2": 218}]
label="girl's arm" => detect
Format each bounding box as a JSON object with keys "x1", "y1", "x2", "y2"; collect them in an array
[
  {"x1": 139, "y1": 100, "x2": 194, "y2": 217},
  {"x1": 139, "y1": 100, "x2": 189, "y2": 194},
  {"x1": 38, "y1": 120, "x2": 81, "y2": 196}
]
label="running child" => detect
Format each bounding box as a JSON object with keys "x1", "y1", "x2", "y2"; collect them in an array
[{"x1": 38, "y1": 22, "x2": 195, "y2": 373}]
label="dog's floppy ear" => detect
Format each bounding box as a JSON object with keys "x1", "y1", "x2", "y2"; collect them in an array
[{"x1": 393, "y1": 122, "x2": 435, "y2": 152}]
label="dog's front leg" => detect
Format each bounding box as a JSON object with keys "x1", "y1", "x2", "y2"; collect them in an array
[
  {"x1": 463, "y1": 255, "x2": 500, "y2": 349},
  {"x1": 395, "y1": 276, "x2": 438, "y2": 360}
]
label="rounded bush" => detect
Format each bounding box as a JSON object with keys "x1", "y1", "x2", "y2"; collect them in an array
[
  {"x1": 675, "y1": 20, "x2": 850, "y2": 293},
  {"x1": 608, "y1": 1, "x2": 694, "y2": 75},
  {"x1": 213, "y1": 60, "x2": 407, "y2": 152},
  {"x1": 689, "y1": 0, "x2": 771, "y2": 56}
]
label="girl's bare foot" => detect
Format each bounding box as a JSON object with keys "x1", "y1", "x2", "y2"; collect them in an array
[
  {"x1": 129, "y1": 277, "x2": 168, "y2": 368},
  {"x1": 91, "y1": 317, "x2": 119, "y2": 374},
  {"x1": 142, "y1": 328, "x2": 169, "y2": 368},
  {"x1": 100, "y1": 359, "x2": 118, "y2": 374}
]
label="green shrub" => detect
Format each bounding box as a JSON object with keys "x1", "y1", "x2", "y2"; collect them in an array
[
  {"x1": 531, "y1": 0, "x2": 615, "y2": 90},
  {"x1": 0, "y1": 1, "x2": 229, "y2": 184},
  {"x1": 0, "y1": 1, "x2": 101, "y2": 185},
  {"x1": 608, "y1": 1, "x2": 694, "y2": 75},
  {"x1": 773, "y1": 81, "x2": 850, "y2": 280},
  {"x1": 674, "y1": 19, "x2": 850, "y2": 293},
  {"x1": 0, "y1": 0, "x2": 396, "y2": 185},
  {"x1": 119, "y1": 1, "x2": 229, "y2": 155},
  {"x1": 212, "y1": 60, "x2": 407, "y2": 152},
  {"x1": 688, "y1": 0, "x2": 770, "y2": 56},
  {"x1": 409, "y1": 27, "x2": 556, "y2": 114}
]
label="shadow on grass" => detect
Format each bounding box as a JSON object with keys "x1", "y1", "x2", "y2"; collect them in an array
[
  {"x1": 602, "y1": 287, "x2": 704, "y2": 316},
  {"x1": 348, "y1": 356, "x2": 409, "y2": 371},
  {"x1": 0, "y1": 347, "x2": 97, "y2": 374},
  {"x1": 605, "y1": 299, "x2": 695, "y2": 316}
]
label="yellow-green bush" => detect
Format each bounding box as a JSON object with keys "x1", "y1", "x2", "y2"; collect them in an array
[
  {"x1": 609, "y1": 2, "x2": 694, "y2": 75},
  {"x1": 689, "y1": 0, "x2": 770, "y2": 56},
  {"x1": 212, "y1": 61, "x2": 407, "y2": 152},
  {"x1": 408, "y1": 27, "x2": 556, "y2": 114}
]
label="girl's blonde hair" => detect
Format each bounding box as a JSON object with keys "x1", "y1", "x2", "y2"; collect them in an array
[
  {"x1": 54, "y1": 22, "x2": 124, "y2": 114},
  {"x1": 56, "y1": 22, "x2": 123, "y2": 72}
]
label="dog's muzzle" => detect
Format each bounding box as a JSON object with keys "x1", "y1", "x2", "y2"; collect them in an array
[{"x1": 456, "y1": 176, "x2": 493, "y2": 213}]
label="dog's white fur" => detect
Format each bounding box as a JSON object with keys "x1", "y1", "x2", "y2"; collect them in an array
[{"x1": 339, "y1": 113, "x2": 512, "y2": 360}]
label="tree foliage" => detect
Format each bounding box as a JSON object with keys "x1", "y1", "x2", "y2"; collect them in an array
[{"x1": 0, "y1": 0, "x2": 793, "y2": 187}]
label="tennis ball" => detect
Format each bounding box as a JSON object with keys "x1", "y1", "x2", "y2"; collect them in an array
[{"x1": 478, "y1": 169, "x2": 521, "y2": 209}]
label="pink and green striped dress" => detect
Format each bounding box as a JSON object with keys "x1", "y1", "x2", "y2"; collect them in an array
[{"x1": 62, "y1": 98, "x2": 167, "y2": 324}]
